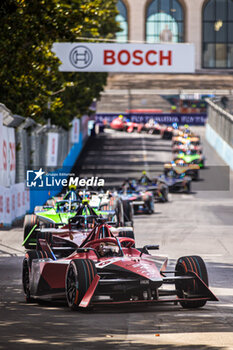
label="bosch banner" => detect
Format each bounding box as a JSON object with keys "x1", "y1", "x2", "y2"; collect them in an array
[{"x1": 52, "y1": 43, "x2": 195, "y2": 73}]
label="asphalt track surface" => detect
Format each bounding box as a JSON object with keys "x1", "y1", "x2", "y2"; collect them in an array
[{"x1": 0, "y1": 127, "x2": 233, "y2": 350}]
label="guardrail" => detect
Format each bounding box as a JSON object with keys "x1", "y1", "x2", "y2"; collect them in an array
[
  {"x1": 206, "y1": 98, "x2": 233, "y2": 147},
  {"x1": 206, "y1": 98, "x2": 233, "y2": 170}
]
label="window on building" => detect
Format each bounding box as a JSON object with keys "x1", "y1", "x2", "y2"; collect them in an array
[
  {"x1": 203, "y1": 0, "x2": 233, "y2": 68},
  {"x1": 146, "y1": 0, "x2": 184, "y2": 43},
  {"x1": 116, "y1": 0, "x2": 128, "y2": 43}
]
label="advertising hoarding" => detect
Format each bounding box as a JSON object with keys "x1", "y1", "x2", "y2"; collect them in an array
[{"x1": 52, "y1": 43, "x2": 195, "y2": 73}]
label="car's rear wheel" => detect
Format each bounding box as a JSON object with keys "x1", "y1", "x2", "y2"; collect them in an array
[
  {"x1": 184, "y1": 181, "x2": 191, "y2": 193},
  {"x1": 36, "y1": 231, "x2": 53, "y2": 247},
  {"x1": 118, "y1": 229, "x2": 135, "y2": 240},
  {"x1": 66, "y1": 259, "x2": 97, "y2": 311},
  {"x1": 23, "y1": 214, "x2": 39, "y2": 249},
  {"x1": 114, "y1": 199, "x2": 124, "y2": 227},
  {"x1": 145, "y1": 196, "x2": 154, "y2": 214},
  {"x1": 22, "y1": 250, "x2": 41, "y2": 302},
  {"x1": 160, "y1": 185, "x2": 169, "y2": 202},
  {"x1": 41, "y1": 222, "x2": 56, "y2": 229},
  {"x1": 194, "y1": 170, "x2": 199, "y2": 181},
  {"x1": 122, "y1": 200, "x2": 134, "y2": 226},
  {"x1": 117, "y1": 229, "x2": 135, "y2": 247},
  {"x1": 175, "y1": 255, "x2": 208, "y2": 308}
]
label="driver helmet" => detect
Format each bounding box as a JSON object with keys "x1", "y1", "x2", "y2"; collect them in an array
[
  {"x1": 98, "y1": 242, "x2": 119, "y2": 257},
  {"x1": 168, "y1": 170, "x2": 174, "y2": 177},
  {"x1": 69, "y1": 184, "x2": 77, "y2": 190}
]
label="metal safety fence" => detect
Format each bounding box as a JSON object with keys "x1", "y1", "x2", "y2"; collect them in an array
[
  {"x1": 0, "y1": 103, "x2": 89, "y2": 225},
  {"x1": 206, "y1": 98, "x2": 233, "y2": 148},
  {"x1": 206, "y1": 97, "x2": 233, "y2": 170}
]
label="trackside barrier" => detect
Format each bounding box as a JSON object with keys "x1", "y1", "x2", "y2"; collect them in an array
[
  {"x1": 0, "y1": 183, "x2": 30, "y2": 226},
  {"x1": 0, "y1": 103, "x2": 90, "y2": 224},
  {"x1": 206, "y1": 125, "x2": 233, "y2": 171},
  {"x1": 206, "y1": 98, "x2": 233, "y2": 170},
  {"x1": 0, "y1": 105, "x2": 29, "y2": 226}
]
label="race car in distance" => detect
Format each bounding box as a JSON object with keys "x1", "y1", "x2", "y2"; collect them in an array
[
  {"x1": 23, "y1": 199, "x2": 81, "y2": 249},
  {"x1": 160, "y1": 125, "x2": 174, "y2": 140},
  {"x1": 33, "y1": 200, "x2": 80, "y2": 224},
  {"x1": 135, "y1": 172, "x2": 169, "y2": 202},
  {"x1": 23, "y1": 195, "x2": 127, "y2": 249},
  {"x1": 172, "y1": 125, "x2": 199, "y2": 138},
  {"x1": 158, "y1": 171, "x2": 192, "y2": 193},
  {"x1": 172, "y1": 139, "x2": 203, "y2": 155},
  {"x1": 172, "y1": 135, "x2": 201, "y2": 145},
  {"x1": 22, "y1": 201, "x2": 135, "y2": 250},
  {"x1": 106, "y1": 115, "x2": 142, "y2": 133},
  {"x1": 22, "y1": 220, "x2": 218, "y2": 310},
  {"x1": 142, "y1": 119, "x2": 162, "y2": 135},
  {"x1": 175, "y1": 152, "x2": 206, "y2": 168},
  {"x1": 118, "y1": 180, "x2": 154, "y2": 214},
  {"x1": 164, "y1": 159, "x2": 200, "y2": 181}
]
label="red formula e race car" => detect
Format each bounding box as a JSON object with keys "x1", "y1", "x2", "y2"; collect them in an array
[
  {"x1": 107, "y1": 115, "x2": 142, "y2": 133},
  {"x1": 22, "y1": 220, "x2": 217, "y2": 311}
]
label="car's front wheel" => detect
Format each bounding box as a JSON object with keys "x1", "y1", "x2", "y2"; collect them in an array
[
  {"x1": 66, "y1": 259, "x2": 97, "y2": 311},
  {"x1": 175, "y1": 255, "x2": 208, "y2": 308}
]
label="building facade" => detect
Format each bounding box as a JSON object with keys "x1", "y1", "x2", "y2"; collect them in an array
[{"x1": 116, "y1": 0, "x2": 233, "y2": 71}]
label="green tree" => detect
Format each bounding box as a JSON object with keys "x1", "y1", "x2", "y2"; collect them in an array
[{"x1": 0, "y1": 0, "x2": 120, "y2": 128}]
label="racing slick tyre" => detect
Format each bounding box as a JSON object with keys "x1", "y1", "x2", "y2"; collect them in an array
[
  {"x1": 184, "y1": 181, "x2": 191, "y2": 194},
  {"x1": 36, "y1": 231, "x2": 53, "y2": 248},
  {"x1": 118, "y1": 230, "x2": 135, "y2": 240},
  {"x1": 42, "y1": 222, "x2": 56, "y2": 229},
  {"x1": 22, "y1": 250, "x2": 44, "y2": 302},
  {"x1": 160, "y1": 186, "x2": 169, "y2": 202},
  {"x1": 122, "y1": 200, "x2": 134, "y2": 227},
  {"x1": 118, "y1": 229, "x2": 135, "y2": 247},
  {"x1": 145, "y1": 196, "x2": 154, "y2": 214},
  {"x1": 193, "y1": 170, "x2": 199, "y2": 181},
  {"x1": 114, "y1": 199, "x2": 124, "y2": 227},
  {"x1": 66, "y1": 259, "x2": 97, "y2": 311},
  {"x1": 175, "y1": 255, "x2": 208, "y2": 309},
  {"x1": 23, "y1": 214, "x2": 39, "y2": 249}
]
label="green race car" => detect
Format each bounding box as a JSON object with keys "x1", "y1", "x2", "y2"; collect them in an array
[
  {"x1": 175, "y1": 152, "x2": 205, "y2": 168},
  {"x1": 23, "y1": 195, "x2": 125, "y2": 249}
]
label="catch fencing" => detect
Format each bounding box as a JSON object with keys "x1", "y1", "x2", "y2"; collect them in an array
[{"x1": 0, "y1": 103, "x2": 90, "y2": 225}]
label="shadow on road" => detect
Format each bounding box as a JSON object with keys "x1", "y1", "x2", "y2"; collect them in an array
[{"x1": 0, "y1": 257, "x2": 232, "y2": 349}]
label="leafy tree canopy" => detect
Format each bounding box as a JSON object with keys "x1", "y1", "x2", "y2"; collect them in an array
[{"x1": 0, "y1": 0, "x2": 120, "y2": 128}]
